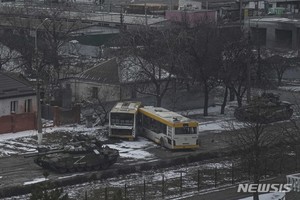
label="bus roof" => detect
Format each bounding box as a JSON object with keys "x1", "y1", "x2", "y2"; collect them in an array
[
  {"x1": 110, "y1": 101, "x2": 141, "y2": 114},
  {"x1": 139, "y1": 106, "x2": 198, "y2": 127}
]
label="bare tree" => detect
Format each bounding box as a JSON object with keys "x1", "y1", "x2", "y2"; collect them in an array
[
  {"x1": 261, "y1": 48, "x2": 300, "y2": 86},
  {"x1": 0, "y1": 5, "x2": 84, "y2": 102},
  {"x1": 225, "y1": 111, "x2": 282, "y2": 200},
  {"x1": 114, "y1": 26, "x2": 181, "y2": 107},
  {"x1": 0, "y1": 42, "x2": 20, "y2": 71},
  {"x1": 84, "y1": 88, "x2": 118, "y2": 126},
  {"x1": 221, "y1": 32, "x2": 255, "y2": 108},
  {"x1": 179, "y1": 22, "x2": 222, "y2": 116}
]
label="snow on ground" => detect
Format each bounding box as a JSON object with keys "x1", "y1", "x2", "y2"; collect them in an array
[
  {"x1": 198, "y1": 120, "x2": 227, "y2": 132},
  {"x1": 178, "y1": 105, "x2": 223, "y2": 116},
  {"x1": 0, "y1": 125, "x2": 105, "y2": 157},
  {"x1": 107, "y1": 137, "x2": 154, "y2": 159},
  {"x1": 0, "y1": 130, "x2": 37, "y2": 142},
  {"x1": 61, "y1": 158, "x2": 238, "y2": 199},
  {"x1": 239, "y1": 192, "x2": 285, "y2": 200},
  {"x1": 200, "y1": 160, "x2": 232, "y2": 169},
  {"x1": 0, "y1": 124, "x2": 155, "y2": 159},
  {"x1": 279, "y1": 86, "x2": 300, "y2": 92},
  {"x1": 198, "y1": 119, "x2": 243, "y2": 132},
  {"x1": 58, "y1": 173, "x2": 85, "y2": 180},
  {"x1": 23, "y1": 178, "x2": 48, "y2": 185},
  {"x1": 0, "y1": 125, "x2": 100, "y2": 142}
]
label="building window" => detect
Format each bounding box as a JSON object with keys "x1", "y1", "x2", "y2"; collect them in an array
[
  {"x1": 92, "y1": 87, "x2": 99, "y2": 98},
  {"x1": 25, "y1": 99, "x2": 32, "y2": 113},
  {"x1": 10, "y1": 101, "x2": 18, "y2": 113}
]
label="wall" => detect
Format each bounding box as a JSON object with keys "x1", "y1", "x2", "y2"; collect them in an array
[
  {"x1": 165, "y1": 10, "x2": 217, "y2": 27},
  {"x1": 68, "y1": 79, "x2": 121, "y2": 102},
  {"x1": 0, "y1": 95, "x2": 37, "y2": 117},
  {"x1": 129, "y1": 87, "x2": 215, "y2": 111},
  {"x1": 0, "y1": 113, "x2": 36, "y2": 134},
  {"x1": 53, "y1": 105, "x2": 81, "y2": 126}
]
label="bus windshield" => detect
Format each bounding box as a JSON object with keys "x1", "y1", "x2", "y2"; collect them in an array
[
  {"x1": 175, "y1": 127, "x2": 197, "y2": 135},
  {"x1": 110, "y1": 113, "x2": 134, "y2": 126}
]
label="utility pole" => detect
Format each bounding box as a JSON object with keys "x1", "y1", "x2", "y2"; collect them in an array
[
  {"x1": 144, "y1": 2, "x2": 148, "y2": 26},
  {"x1": 120, "y1": 5, "x2": 124, "y2": 30},
  {"x1": 35, "y1": 18, "x2": 49, "y2": 145},
  {"x1": 239, "y1": 0, "x2": 243, "y2": 25},
  {"x1": 246, "y1": 29, "x2": 251, "y2": 103}
]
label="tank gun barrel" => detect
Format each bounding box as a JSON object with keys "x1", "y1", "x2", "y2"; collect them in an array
[{"x1": 23, "y1": 149, "x2": 65, "y2": 158}]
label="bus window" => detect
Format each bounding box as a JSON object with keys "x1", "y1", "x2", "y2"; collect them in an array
[
  {"x1": 111, "y1": 113, "x2": 134, "y2": 126},
  {"x1": 175, "y1": 127, "x2": 197, "y2": 135}
]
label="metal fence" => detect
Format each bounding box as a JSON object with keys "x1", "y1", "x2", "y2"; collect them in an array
[{"x1": 78, "y1": 152, "x2": 300, "y2": 200}]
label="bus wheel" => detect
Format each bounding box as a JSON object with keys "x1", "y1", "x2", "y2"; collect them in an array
[{"x1": 160, "y1": 138, "x2": 165, "y2": 148}]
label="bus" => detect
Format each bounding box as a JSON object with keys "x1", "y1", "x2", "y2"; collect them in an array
[
  {"x1": 109, "y1": 101, "x2": 141, "y2": 140},
  {"x1": 138, "y1": 106, "x2": 199, "y2": 150}
]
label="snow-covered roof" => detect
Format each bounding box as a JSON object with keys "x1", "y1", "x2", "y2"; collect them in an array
[
  {"x1": 110, "y1": 101, "x2": 141, "y2": 114},
  {"x1": 250, "y1": 17, "x2": 300, "y2": 26},
  {"x1": 139, "y1": 106, "x2": 198, "y2": 126},
  {"x1": 119, "y1": 57, "x2": 173, "y2": 83}
]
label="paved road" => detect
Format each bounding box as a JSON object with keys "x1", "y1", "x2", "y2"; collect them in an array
[{"x1": 0, "y1": 129, "x2": 227, "y2": 191}]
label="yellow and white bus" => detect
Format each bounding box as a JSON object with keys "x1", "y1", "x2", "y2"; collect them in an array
[
  {"x1": 109, "y1": 101, "x2": 141, "y2": 140},
  {"x1": 138, "y1": 106, "x2": 199, "y2": 150}
]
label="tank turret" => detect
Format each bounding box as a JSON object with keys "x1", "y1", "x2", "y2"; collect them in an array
[{"x1": 234, "y1": 93, "x2": 293, "y2": 124}]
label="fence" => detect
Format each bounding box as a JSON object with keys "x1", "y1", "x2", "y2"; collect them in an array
[
  {"x1": 42, "y1": 104, "x2": 81, "y2": 126},
  {"x1": 41, "y1": 104, "x2": 54, "y2": 120},
  {"x1": 76, "y1": 152, "x2": 300, "y2": 200},
  {"x1": 0, "y1": 113, "x2": 36, "y2": 134},
  {"x1": 83, "y1": 166, "x2": 248, "y2": 200}
]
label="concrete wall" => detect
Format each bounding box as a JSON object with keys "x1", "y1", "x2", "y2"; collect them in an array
[
  {"x1": 0, "y1": 95, "x2": 37, "y2": 117},
  {"x1": 68, "y1": 79, "x2": 121, "y2": 102},
  {"x1": 249, "y1": 19, "x2": 300, "y2": 50},
  {"x1": 0, "y1": 113, "x2": 36, "y2": 134}
]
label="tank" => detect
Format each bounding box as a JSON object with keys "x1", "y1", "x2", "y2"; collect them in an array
[
  {"x1": 31, "y1": 136, "x2": 119, "y2": 173},
  {"x1": 234, "y1": 93, "x2": 293, "y2": 124}
]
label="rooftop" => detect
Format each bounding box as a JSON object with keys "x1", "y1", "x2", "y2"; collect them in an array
[
  {"x1": 111, "y1": 101, "x2": 141, "y2": 114},
  {"x1": 0, "y1": 72, "x2": 36, "y2": 99},
  {"x1": 139, "y1": 106, "x2": 198, "y2": 126},
  {"x1": 75, "y1": 58, "x2": 120, "y2": 84},
  {"x1": 249, "y1": 17, "x2": 300, "y2": 27}
]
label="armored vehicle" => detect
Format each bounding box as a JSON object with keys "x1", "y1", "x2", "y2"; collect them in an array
[
  {"x1": 31, "y1": 136, "x2": 119, "y2": 173},
  {"x1": 234, "y1": 93, "x2": 293, "y2": 124}
]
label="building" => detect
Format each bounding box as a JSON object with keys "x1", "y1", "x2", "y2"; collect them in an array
[
  {"x1": 0, "y1": 72, "x2": 37, "y2": 116},
  {"x1": 62, "y1": 57, "x2": 215, "y2": 111},
  {"x1": 267, "y1": 0, "x2": 300, "y2": 14},
  {"x1": 63, "y1": 58, "x2": 121, "y2": 103},
  {"x1": 248, "y1": 17, "x2": 300, "y2": 50},
  {"x1": 0, "y1": 71, "x2": 37, "y2": 134}
]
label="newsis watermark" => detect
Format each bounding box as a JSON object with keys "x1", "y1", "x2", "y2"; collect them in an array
[{"x1": 237, "y1": 184, "x2": 293, "y2": 193}]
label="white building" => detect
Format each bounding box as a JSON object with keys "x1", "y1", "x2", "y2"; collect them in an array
[
  {"x1": 178, "y1": 0, "x2": 202, "y2": 11},
  {"x1": 0, "y1": 72, "x2": 37, "y2": 117}
]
